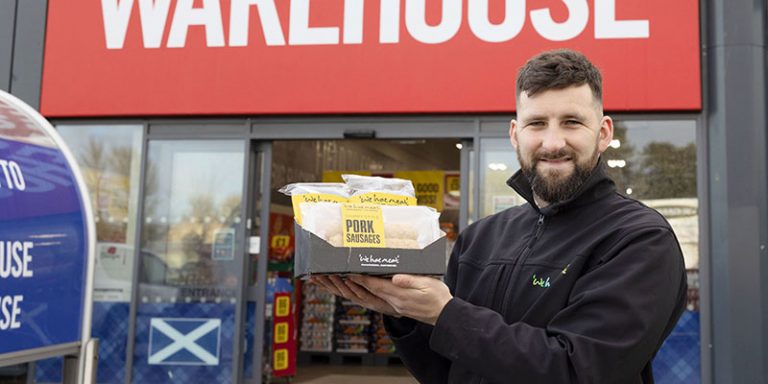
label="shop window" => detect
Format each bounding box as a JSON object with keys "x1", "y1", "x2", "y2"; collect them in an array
[{"x1": 38, "y1": 124, "x2": 144, "y2": 384}]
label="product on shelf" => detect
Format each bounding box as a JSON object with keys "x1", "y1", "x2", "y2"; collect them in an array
[
  {"x1": 334, "y1": 300, "x2": 372, "y2": 354},
  {"x1": 299, "y1": 282, "x2": 335, "y2": 352},
  {"x1": 372, "y1": 312, "x2": 396, "y2": 354}
]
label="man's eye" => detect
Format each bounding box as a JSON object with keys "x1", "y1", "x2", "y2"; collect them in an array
[
  {"x1": 565, "y1": 120, "x2": 581, "y2": 126},
  {"x1": 528, "y1": 121, "x2": 545, "y2": 127}
]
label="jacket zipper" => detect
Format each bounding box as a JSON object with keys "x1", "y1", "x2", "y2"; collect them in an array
[{"x1": 493, "y1": 214, "x2": 546, "y2": 315}]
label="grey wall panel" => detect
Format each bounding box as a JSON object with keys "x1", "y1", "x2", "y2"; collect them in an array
[
  {"x1": 252, "y1": 119, "x2": 474, "y2": 139},
  {"x1": 705, "y1": 0, "x2": 768, "y2": 380},
  {"x1": 0, "y1": 0, "x2": 16, "y2": 92},
  {"x1": 148, "y1": 122, "x2": 249, "y2": 137},
  {"x1": 9, "y1": 0, "x2": 46, "y2": 109}
]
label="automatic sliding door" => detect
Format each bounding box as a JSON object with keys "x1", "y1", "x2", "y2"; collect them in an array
[{"x1": 132, "y1": 140, "x2": 246, "y2": 383}]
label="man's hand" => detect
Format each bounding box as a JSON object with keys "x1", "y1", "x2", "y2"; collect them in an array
[
  {"x1": 349, "y1": 274, "x2": 453, "y2": 326},
  {"x1": 310, "y1": 275, "x2": 400, "y2": 317}
]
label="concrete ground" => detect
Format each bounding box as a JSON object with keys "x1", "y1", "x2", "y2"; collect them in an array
[{"x1": 294, "y1": 364, "x2": 418, "y2": 384}]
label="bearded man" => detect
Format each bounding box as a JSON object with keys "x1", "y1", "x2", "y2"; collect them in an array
[{"x1": 314, "y1": 49, "x2": 687, "y2": 384}]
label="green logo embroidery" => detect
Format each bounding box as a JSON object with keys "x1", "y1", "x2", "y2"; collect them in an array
[{"x1": 532, "y1": 274, "x2": 551, "y2": 288}]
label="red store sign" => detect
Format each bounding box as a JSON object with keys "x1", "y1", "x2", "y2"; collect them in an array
[{"x1": 41, "y1": 0, "x2": 700, "y2": 116}]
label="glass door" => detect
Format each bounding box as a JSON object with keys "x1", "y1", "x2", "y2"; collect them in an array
[{"x1": 131, "y1": 140, "x2": 248, "y2": 383}]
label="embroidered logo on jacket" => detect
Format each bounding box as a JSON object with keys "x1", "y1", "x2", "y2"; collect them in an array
[{"x1": 532, "y1": 274, "x2": 551, "y2": 288}]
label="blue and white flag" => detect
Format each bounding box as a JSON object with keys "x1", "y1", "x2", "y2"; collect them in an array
[{"x1": 148, "y1": 318, "x2": 221, "y2": 366}]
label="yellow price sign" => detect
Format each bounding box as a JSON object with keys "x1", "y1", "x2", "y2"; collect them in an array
[
  {"x1": 275, "y1": 296, "x2": 290, "y2": 317},
  {"x1": 271, "y1": 235, "x2": 290, "y2": 249},
  {"x1": 274, "y1": 348, "x2": 288, "y2": 370},
  {"x1": 446, "y1": 174, "x2": 460, "y2": 194},
  {"x1": 395, "y1": 171, "x2": 445, "y2": 211},
  {"x1": 274, "y1": 322, "x2": 289, "y2": 344}
]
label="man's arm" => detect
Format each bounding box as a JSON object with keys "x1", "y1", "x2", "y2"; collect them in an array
[
  {"x1": 356, "y1": 227, "x2": 687, "y2": 383},
  {"x1": 310, "y1": 275, "x2": 454, "y2": 383}
]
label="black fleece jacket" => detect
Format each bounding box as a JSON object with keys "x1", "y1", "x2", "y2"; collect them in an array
[{"x1": 384, "y1": 163, "x2": 687, "y2": 384}]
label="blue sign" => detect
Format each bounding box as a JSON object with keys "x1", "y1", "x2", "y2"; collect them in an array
[
  {"x1": 0, "y1": 91, "x2": 94, "y2": 359},
  {"x1": 148, "y1": 318, "x2": 221, "y2": 366}
]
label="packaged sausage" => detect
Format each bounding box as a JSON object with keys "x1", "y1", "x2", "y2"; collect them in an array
[
  {"x1": 343, "y1": 174, "x2": 417, "y2": 206},
  {"x1": 278, "y1": 182, "x2": 350, "y2": 225},
  {"x1": 299, "y1": 202, "x2": 441, "y2": 250}
]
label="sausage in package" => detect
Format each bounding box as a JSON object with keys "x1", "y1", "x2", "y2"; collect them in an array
[
  {"x1": 278, "y1": 182, "x2": 350, "y2": 225},
  {"x1": 300, "y1": 202, "x2": 442, "y2": 249},
  {"x1": 343, "y1": 174, "x2": 417, "y2": 206}
]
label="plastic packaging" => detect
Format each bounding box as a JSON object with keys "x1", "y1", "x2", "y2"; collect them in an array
[
  {"x1": 342, "y1": 175, "x2": 417, "y2": 206},
  {"x1": 300, "y1": 202, "x2": 441, "y2": 249},
  {"x1": 278, "y1": 182, "x2": 350, "y2": 224},
  {"x1": 278, "y1": 182, "x2": 350, "y2": 198}
]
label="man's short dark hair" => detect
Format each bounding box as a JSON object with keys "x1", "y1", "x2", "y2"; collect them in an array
[{"x1": 516, "y1": 49, "x2": 603, "y2": 105}]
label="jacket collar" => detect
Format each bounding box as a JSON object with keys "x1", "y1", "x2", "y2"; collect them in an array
[{"x1": 506, "y1": 158, "x2": 616, "y2": 216}]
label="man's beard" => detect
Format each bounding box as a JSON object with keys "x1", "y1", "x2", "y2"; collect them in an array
[{"x1": 518, "y1": 147, "x2": 598, "y2": 204}]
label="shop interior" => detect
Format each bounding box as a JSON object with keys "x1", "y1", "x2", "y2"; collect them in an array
[{"x1": 264, "y1": 139, "x2": 462, "y2": 383}]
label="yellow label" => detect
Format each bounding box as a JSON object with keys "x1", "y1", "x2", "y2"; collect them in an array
[
  {"x1": 275, "y1": 296, "x2": 290, "y2": 317},
  {"x1": 274, "y1": 322, "x2": 289, "y2": 344},
  {"x1": 446, "y1": 174, "x2": 460, "y2": 194},
  {"x1": 271, "y1": 235, "x2": 290, "y2": 249},
  {"x1": 395, "y1": 171, "x2": 445, "y2": 211},
  {"x1": 349, "y1": 192, "x2": 417, "y2": 206},
  {"x1": 322, "y1": 170, "x2": 371, "y2": 183},
  {"x1": 340, "y1": 203, "x2": 386, "y2": 248},
  {"x1": 274, "y1": 348, "x2": 288, "y2": 370},
  {"x1": 291, "y1": 193, "x2": 347, "y2": 225}
]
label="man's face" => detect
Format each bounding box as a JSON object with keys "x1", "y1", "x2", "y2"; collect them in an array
[{"x1": 510, "y1": 84, "x2": 613, "y2": 204}]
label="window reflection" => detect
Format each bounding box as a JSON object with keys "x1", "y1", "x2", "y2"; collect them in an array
[
  {"x1": 58, "y1": 125, "x2": 143, "y2": 301},
  {"x1": 140, "y1": 141, "x2": 244, "y2": 296},
  {"x1": 603, "y1": 120, "x2": 698, "y2": 273},
  {"x1": 479, "y1": 138, "x2": 522, "y2": 218}
]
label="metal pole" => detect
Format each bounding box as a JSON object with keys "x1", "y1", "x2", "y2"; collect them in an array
[{"x1": 62, "y1": 355, "x2": 78, "y2": 384}]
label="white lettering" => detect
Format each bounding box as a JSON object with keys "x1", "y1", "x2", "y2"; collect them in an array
[
  {"x1": 0, "y1": 295, "x2": 23, "y2": 330},
  {"x1": 289, "y1": 0, "x2": 339, "y2": 45},
  {"x1": 0, "y1": 160, "x2": 25, "y2": 190},
  {"x1": 23, "y1": 242, "x2": 33, "y2": 278},
  {"x1": 0, "y1": 160, "x2": 11, "y2": 189},
  {"x1": 594, "y1": 0, "x2": 649, "y2": 38},
  {"x1": 10, "y1": 242, "x2": 22, "y2": 277},
  {"x1": 8, "y1": 161, "x2": 25, "y2": 191},
  {"x1": 101, "y1": 0, "x2": 135, "y2": 49},
  {"x1": 167, "y1": 0, "x2": 225, "y2": 48},
  {"x1": 405, "y1": 0, "x2": 462, "y2": 44},
  {"x1": 229, "y1": 0, "x2": 286, "y2": 46},
  {"x1": 530, "y1": 0, "x2": 589, "y2": 41},
  {"x1": 468, "y1": 0, "x2": 526, "y2": 43},
  {"x1": 379, "y1": 0, "x2": 400, "y2": 43},
  {"x1": 343, "y1": 0, "x2": 364, "y2": 44},
  {"x1": 100, "y1": 0, "x2": 652, "y2": 49},
  {"x1": 138, "y1": 0, "x2": 172, "y2": 48},
  {"x1": 0, "y1": 241, "x2": 33, "y2": 279}
]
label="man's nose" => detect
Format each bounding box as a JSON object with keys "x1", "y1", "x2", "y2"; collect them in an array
[{"x1": 540, "y1": 127, "x2": 567, "y2": 152}]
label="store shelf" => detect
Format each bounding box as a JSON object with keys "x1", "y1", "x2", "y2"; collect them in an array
[
  {"x1": 298, "y1": 351, "x2": 401, "y2": 366},
  {"x1": 337, "y1": 319, "x2": 371, "y2": 325}
]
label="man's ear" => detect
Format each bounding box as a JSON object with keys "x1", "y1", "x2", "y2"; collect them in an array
[
  {"x1": 509, "y1": 120, "x2": 519, "y2": 150},
  {"x1": 597, "y1": 116, "x2": 614, "y2": 153}
]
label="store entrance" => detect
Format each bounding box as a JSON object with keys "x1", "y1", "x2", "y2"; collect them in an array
[{"x1": 262, "y1": 138, "x2": 463, "y2": 382}]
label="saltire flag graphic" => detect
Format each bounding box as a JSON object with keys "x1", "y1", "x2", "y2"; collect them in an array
[{"x1": 148, "y1": 318, "x2": 221, "y2": 365}]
